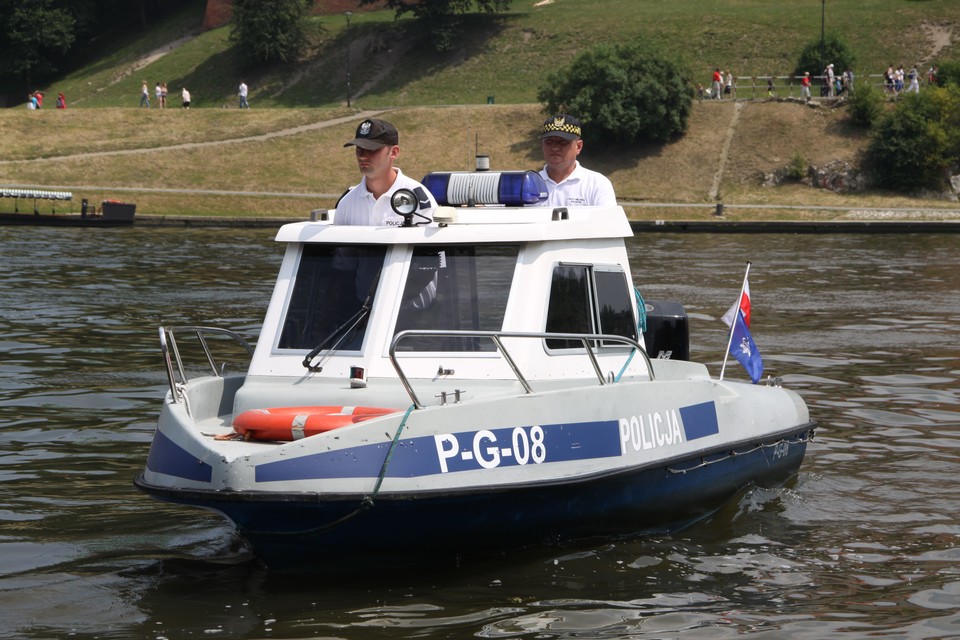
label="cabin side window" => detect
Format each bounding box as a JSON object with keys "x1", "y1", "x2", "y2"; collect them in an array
[
  {"x1": 277, "y1": 244, "x2": 387, "y2": 351},
  {"x1": 545, "y1": 264, "x2": 637, "y2": 350},
  {"x1": 393, "y1": 244, "x2": 519, "y2": 352}
]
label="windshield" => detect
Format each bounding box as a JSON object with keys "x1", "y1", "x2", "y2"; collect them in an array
[
  {"x1": 393, "y1": 244, "x2": 519, "y2": 352},
  {"x1": 278, "y1": 244, "x2": 387, "y2": 352}
]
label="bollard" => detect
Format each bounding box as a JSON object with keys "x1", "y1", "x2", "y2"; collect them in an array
[{"x1": 714, "y1": 203, "x2": 724, "y2": 216}]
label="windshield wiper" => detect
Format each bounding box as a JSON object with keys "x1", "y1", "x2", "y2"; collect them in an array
[
  {"x1": 301, "y1": 267, "x2": 381, "y2": 372},
  {"x1": 301, "y1": 306, "x2": 369, "y2": 372}
]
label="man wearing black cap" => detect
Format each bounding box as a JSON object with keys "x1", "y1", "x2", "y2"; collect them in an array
[
  {"x1": 538, "y1": 114, "x2": 617, "y2": 207},
  {"x1": 334, "y1": 118, "x2": 437, "y2": 225}
]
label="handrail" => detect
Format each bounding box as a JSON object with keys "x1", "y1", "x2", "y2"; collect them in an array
[
  {"x1": 159, "y1": 325, "x2": 255, "y2": 404},
  {"x1": 388, "y1": 330, "x2": 654, "y2": 409}
]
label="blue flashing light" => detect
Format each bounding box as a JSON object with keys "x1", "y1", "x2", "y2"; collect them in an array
[{"x1": 421, "y1": 171, "x2": 548, "y2": 206}]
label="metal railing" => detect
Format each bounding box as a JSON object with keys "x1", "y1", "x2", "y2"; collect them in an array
[
  {"x1": 160, "y1": 325, "x2": 254, "y2": 404},
  {"x1": 388, "y1": 330, "x2": 654, "y2": 409},
  {"x1": 702, "y1": 73, "x2": 935, "y2": 101}
]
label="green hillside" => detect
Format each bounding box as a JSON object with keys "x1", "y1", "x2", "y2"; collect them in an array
[
  {"x1": 3, "y1": 0, "x2": 958, "y2": 221},
  {"x1": 37, "y1": 0, "x2": 960, "y2": 110}
]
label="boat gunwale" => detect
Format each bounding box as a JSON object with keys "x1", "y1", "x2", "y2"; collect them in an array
[{"x1": 135, "y1": 422, "x2": 815, "y2": 504}]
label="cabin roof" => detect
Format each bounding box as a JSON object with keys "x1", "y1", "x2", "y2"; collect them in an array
[{"x1": 275, "y1": 205, "x2": 634, "y2": 245}]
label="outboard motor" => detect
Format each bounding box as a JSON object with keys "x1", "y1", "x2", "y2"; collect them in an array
[{"x1": 642, "y1": 300, "x2": 689, "y2": 361}]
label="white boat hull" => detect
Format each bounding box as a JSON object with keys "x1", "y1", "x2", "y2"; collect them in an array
[{"x1": 137, "y1": 362, "x2": 812, "y2": 568}]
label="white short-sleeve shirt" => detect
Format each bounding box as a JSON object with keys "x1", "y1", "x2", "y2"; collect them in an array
[
  {"x1": 539, "y1": 162, "x2": 617, "y2": 207},
  {"x1": 334, "y1": 167, "x2": 438, "y2": 226}
]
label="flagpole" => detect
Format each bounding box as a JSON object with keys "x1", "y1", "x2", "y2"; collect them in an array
[{"x1": 720, "y1": 261, "x2": 751, "y2": 380}]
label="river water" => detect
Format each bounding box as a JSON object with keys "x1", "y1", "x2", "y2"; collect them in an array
[{"x1": 1, "y1": 226, "x2": 958, "y2": 639}]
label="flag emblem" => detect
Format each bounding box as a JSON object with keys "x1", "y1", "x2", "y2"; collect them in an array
[{"x1": 721, "y1": 263, "x2": 764, "y2": 383}]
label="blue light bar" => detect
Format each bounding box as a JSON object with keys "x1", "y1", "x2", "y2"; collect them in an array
[{"x1": 421, "y1": 171, "x2": 547, "y2": 206}]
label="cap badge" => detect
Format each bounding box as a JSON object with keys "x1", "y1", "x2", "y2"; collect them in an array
[{"x1": 359, "y1": 121, "x2": 372, "y2": 136}]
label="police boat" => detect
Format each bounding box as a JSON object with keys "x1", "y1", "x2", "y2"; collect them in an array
[{"x1": 135, "y1": 171, "x2": 814, "y2": 569}]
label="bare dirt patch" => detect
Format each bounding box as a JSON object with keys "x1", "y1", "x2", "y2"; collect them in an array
[
  {"x1": 595, "y1": 100, "x2": 862, "y2": 204},
  {"x1": 106, "y1": 34, "x2": 200, "y2": 89},
  {"x1": 724, "y1": 101, "x2": 866, "y2": 185},
  {"x1": 920, "y1": 22, "x2": 953, "y2": 63}
]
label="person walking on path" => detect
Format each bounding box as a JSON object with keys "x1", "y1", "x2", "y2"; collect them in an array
[
  {"x1": 140, "y1": 81, "x2": 150, "y2": 108},
  {"x1": 239, "y1": 81, "x2": 250, "y2": 108},
  {"x1": 905, "y1": 66, "x2": 920, "y2": 94},
  {"x1": 712, "y1": 68, "x2": 723, "y2": 100},
  {"x1": 181, "y1": 87, "x2": 191, "y2": 109},
  {"x1": 800, "y1": 72, "x2": 812, "y2": 103},
  {"x1": 724, "y1": 71, "x2": 736, "y2": 99}
]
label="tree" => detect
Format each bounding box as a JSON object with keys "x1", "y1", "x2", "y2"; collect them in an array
[
  {"x1": 866, "y1": 86, "x2": 960, "y2": 192},
  {"x1": 932, "y1": 60, "x2": 960, "y2": 87},
  {"x1": 793, "y1": 33, "x2": 855, "y2": 90},
  {"x1": 231, "y1": 0, "x2": 311, "y2": 67},
  {"x1": 361, "y1": 0, "x2": 511, "y2": 52},
  {"x1": 0, "y1": 0, "x2": 76, "y2": 85},
  {"x1": 0, "y1": 0, "x2": 189, "y2": 93},
  {"x1": 846, "y1": 80, "x2": 884, "y2": 128},
  {"x1": 537, "y1": 43, "x2": 694, "y2": 145},
  {"x1": 364, "y1": 0, "x2": 511, "y2": 20}
]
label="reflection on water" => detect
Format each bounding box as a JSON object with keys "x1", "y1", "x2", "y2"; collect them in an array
[{"x1": 0, "y1": 227, "x2": 958, "y2": 639}]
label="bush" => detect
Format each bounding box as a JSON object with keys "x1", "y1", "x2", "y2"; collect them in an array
[
  {"x1": 787, "y1": 152, "x2": 808, "y2": 181},
  {"x1": 362, "y1": 0, "x2": 512, "y2": 52},
  {"x1": 847, "y1": 80, "x2": 884, "y2": 128},
  {"x1": 933, "y1": 61, "x2": 960, "y2": 87},
  {"x1": 866, "y1": 86, "x2": 960, "y2": 192},
  {"x1": 231, "y1": 0, "x2": 311, "y2": 67},
  {"x1": 537, "y1": 43, "x2": 693, "y2": 145},
  {"x1": 793, "y1": 33, "x2": 856, "y2": 86}
]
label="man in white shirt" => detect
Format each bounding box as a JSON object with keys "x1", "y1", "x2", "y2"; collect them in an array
[
  {"x1": 334, "y1": 118, "x2": 437, "y2": 226},
  {"x1": 538, "y1": 114, "x2": 617, "y2": 207},
  {"x1": 238, "y1": 81, "x2": 249, "y2": 108}
]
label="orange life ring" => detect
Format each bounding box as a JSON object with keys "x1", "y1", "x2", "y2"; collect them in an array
[{"x1": 232, "y1": 405, "x2": 399, "y2": 441}]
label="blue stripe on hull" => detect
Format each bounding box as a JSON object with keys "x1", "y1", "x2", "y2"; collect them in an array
[
  {"x1": 142, "y1": 433, "x2": 809, "y2": 569},
  {"x1": 146, "y1": 429, "x2": 213, "y2": 483},
  {"x1": 254, "y1": 401, "x2": 721, "y2": 483}
]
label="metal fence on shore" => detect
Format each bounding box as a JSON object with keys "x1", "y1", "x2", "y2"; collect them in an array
[{"x1": 700, "y1": 73, "x2": 936, "y2": 101}]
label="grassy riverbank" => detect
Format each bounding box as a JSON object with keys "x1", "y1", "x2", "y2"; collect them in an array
[
  {"x1": 36, "y1": 0, "x2": 960, "y2": 110},
  {"x1": 1, "y1": 103, "x2": 958, "y2": 221},
  {"x1": 3, "y1": 0, "x2": 959, "y2": 221}
]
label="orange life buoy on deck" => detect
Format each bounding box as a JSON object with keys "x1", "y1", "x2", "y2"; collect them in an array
[{"x1": 232, "y1": 405, "x2": 399, "y2": 441}]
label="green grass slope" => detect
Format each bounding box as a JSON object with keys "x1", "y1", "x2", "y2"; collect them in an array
[
  {"x1": 2, "y1": 0, "x2": 958, "y2": 220},
  {"x1": 35, "y1": 0, "x2": 960, "y2": 110}
]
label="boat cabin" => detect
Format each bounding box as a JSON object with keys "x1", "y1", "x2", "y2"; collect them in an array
[{"x1": 233, "y1": 172, "x2": 668, "y2": 414}]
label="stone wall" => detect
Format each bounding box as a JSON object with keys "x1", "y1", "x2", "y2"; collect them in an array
[{"x1": 202, "y1": 0, "x2": 232, "y2": 30}]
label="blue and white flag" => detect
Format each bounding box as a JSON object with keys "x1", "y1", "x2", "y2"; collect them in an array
[{"x1": 729, "y1": 309, "x2": 763, "y2": 383}]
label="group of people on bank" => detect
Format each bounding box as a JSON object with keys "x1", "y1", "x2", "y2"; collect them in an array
[
  {"x1": 136, "y1": 80, "x2": 247, "y2": 109},
  {"x1": 25, "y1": 90, "x2": 66, "y2": 109},
  {"x1": 333, "y1": 113, "x2": 616, "y2": 227},
  {"x1": 703, "y1": 63, "x2": 936, "y2": 103},
  {"x1": 139, "y1": 81, "x2": 192, "y2": 108}
]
